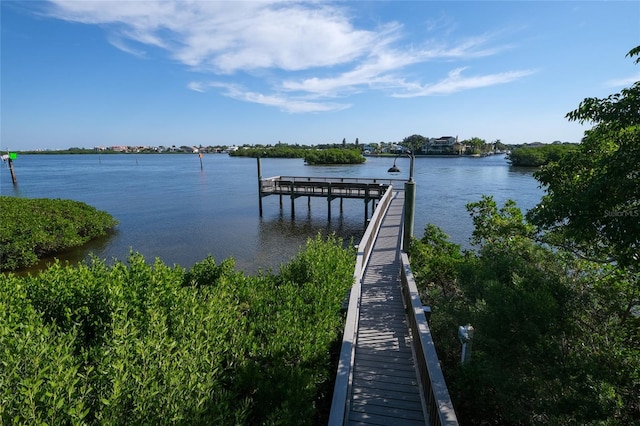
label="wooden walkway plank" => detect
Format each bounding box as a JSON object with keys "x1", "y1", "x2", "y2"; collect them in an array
[{"x1": 347, "y1": 191, "x2": 428, "y2": 425}]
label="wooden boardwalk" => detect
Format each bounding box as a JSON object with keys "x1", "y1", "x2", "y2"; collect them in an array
[
  {"x1": 256, "y1": 174, "x2": 458, "y2": 425},
  {"x1": 347, "y1": 191, "x2": 427, "y2": 425}
]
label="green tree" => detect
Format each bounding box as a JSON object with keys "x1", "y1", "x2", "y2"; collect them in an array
[
  {"x1": 464, "y1": 137, "x2": 488, "y2": 155},
  {"x1": 409, "y1": 197, "x2": 640, "y2": 424},
  {"x1": 401, "y1": 134, "x2": 427, "y2": 153},
  {"x1": 528, "y1": 46, "x2": 640, "y2": 270}
]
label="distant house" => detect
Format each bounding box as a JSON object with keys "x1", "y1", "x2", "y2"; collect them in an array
[
  {"x1": 362, "y1": 144, "x2": 375, "y2": 155},
  {"x1": 383, "y1": 143, "x2": 409, "y2": 154},
  {"x1": 422, "y1": 136, "x2": 463, "y2": 154},
  {"x1": 180, "y1": 146, "x2": 197, "y2": 153}
]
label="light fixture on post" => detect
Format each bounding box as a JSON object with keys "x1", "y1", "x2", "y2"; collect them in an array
[
  {"x1": 387, "y1": 156, "x2": 401, "y2": 173},
  {"x1": 387, "y1": 150, "x2": 416, "y2": 252}
]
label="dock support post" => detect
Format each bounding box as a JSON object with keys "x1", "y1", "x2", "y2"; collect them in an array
[
  {"x1": 257, "y1": 157, "x2": 263, "y2": 216},
  {"x1": 365, "y1": 198, "x2": 371, "y2": 222},
  {"x1": 290, "y1": 181, "x2": 295, "y2": 217},
  {"x1": 327, "y1": 185, "x2": 332, "y2": 221}
]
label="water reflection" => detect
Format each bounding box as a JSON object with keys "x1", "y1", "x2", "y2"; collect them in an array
[
  {"x1": 14, "y1": 229, "x2": 119, "y2": 276},
  {"x1": 252, "y1": 212, "x2": 365, "y2": 274}
]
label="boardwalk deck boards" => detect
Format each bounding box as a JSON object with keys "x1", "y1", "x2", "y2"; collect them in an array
[{"x1": 347, "y1": 191, "x2": 428, "y2": 425}]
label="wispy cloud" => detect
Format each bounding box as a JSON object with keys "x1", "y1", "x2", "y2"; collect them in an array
[
  {"x1": 392, "y1": 67, "x2": 537, "y2": 97},
  {"x1": 44, "y1": 0, "x2": 533, "y2": 112},
  {"x1": 107, "y1": 34, "x2": 147, "y2": 58},
  {"x1": 605, "y1": 73, "x2": 640, "y2": 88},
  {"x1": 188, "y1": 81, "x2": 351, "y2": 113}
]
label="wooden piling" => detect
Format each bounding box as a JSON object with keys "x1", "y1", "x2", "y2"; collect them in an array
[
  {"x1": 257, "y1": 157, "x2": 263, "y2": 216},
  {"x1": 8, "y1": 158, "x2": 17, "y2": 185},
  {"x1": 290, "y1": 181, "x2": 295, "y2": 217}
]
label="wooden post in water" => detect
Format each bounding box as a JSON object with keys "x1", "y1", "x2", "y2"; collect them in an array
[
  {"x1": 257, "y1": 157, "x2": 263, "y2": 216},
  {"x1": 290, "y1": 181, "x2": 295, "y2": 217},
  {"x1": 327, "y1": 183, "x2": 332, "y2": 221},
  {"x1": 364, "y1": 198, "x2": 369, "y2": 222},
  {"x1": 2, "y1": 153, "x2": 18, "y2": 185},
  {"x1": 9, "y1": 158, "x2": 17, "y2": 185}
]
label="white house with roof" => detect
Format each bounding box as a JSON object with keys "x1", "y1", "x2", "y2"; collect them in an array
[{"x1": 422, "y1": 136, "x2": 465, "y2": 154}]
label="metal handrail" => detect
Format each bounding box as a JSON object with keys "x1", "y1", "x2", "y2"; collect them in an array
[{"x1": 328, "y1": 186, "x2": 395, "y2": 425}]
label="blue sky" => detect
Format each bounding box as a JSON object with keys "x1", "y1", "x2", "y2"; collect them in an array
[{"x1": 2, "y1": 1, "x2": 639, "y2": 151}]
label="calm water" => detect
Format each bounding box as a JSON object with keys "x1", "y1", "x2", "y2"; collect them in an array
[{"x1": 1, "y1": 154, "x2": 543, "y2": 274}]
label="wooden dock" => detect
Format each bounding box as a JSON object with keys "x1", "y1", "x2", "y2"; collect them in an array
[
  {"x1": 257, "y1": 175, "x2": 401, "y2": 219},
  {"x1": 347, "y1": 190, "x2": 427, "y2": 425}
]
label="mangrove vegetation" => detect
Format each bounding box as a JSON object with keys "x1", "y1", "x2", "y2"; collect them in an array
[
  {"x1": 507, "y1": 143, "x2": 578, "y2": 167},
  {"x1": 0, "y1": 197, "x2": 117, "y2": 271},
  {"x1": 0, "y1": 235, "x2": 355, "y2": 424}
]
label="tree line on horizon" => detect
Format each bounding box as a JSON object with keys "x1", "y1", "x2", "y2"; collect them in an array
[{"x1": 14, "y1": 136, "x2": 578, "y2": 158}]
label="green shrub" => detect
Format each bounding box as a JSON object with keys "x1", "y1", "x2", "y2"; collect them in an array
[
  {"x1": 507, "y1": 143, "x2": 578, "y2": 167},
  {"x1": 305, "y1": 149, "x2": 365, "y2": 165},
  {"x1": 408, "y1": 198, "x2": 640, "y2": 424},
  {"x1": 0, "y1": 197, "x2": 117, "y2": 271},
  {"x1": 0, "y1": 235, "x2": 355, "y2": 424},
  {"x1": 229, "y1": 146, "x2": 307, "y2": 158}
]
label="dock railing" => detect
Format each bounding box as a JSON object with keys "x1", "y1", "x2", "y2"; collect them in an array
[
  {"x1": 260, "y1": 176, "x2": 403, "y2": 198},
  {"x1": 264, "y1": 175, "x2": 403, "y2": 186},
  {"x1": 328, "y1": 185, "x2": 395, "y2": 425},
  {"x1": 400, "y1": 252, "x2": 459, "y2": 426}
]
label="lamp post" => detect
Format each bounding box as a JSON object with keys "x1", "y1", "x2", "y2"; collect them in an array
[
  {"x1": 403, "y1": 152, "x2": 415, "y2": 252},
  {"x1": 388, "y1": 151, "x2": 416, "y2": 252}
]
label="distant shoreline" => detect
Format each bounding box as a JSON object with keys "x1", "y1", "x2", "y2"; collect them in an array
[
  {"x1": 365, "y1": 153, "x2": 506, "y2": 159},
  {"x1": 15, "y1": 150, "x2": 507, "y2": 159},
  {"x1": 15, "y1": 150, "x2": 224, "y2": 155}
]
